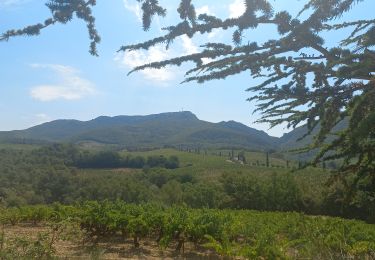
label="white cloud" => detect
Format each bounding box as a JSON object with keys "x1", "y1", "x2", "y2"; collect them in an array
[
  {"x1": 195, "y1": 5, "x2": 220, "y2": 39},
  {"x1": 115, "y1": 4, "x2": 221, "y2": 85},
  {"x1": 196, "y1": 5, "x2": 212, "y2": 16},
  {"x1": 123, "y1": 0, "x2": 142, "y2": 22},
  {"x1": 30, "y1": 64, "x2": 96, "y2": 102},
  {"x1": 229, "y1": 0, "x2": 246, "y2": 18},
  {"x1": 0, "y1": 0, "x2": 29, "y2": 9},
  {"x1": 116, "y1": 33, "x2": 215, "y2": 84},
  {"x1": 207, "y1": 28, "x2": 221, "y2": 39},
  {"x1": 181, "y1": 35, "x2": 199, "y2": 55},
  {"x1": 115, "y1": 46, "x2": 176, "y2": 83},
  {"x1": 180, "y1": 35, "x2": 215, "y2": 65}
]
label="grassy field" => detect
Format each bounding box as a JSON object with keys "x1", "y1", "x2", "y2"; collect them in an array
[
  {"x1": 121, "y1": 148, "x2": 290, "y2": 168},
  {"x1": 119, "y1": 148, "x2": 326, "y2": 181}
]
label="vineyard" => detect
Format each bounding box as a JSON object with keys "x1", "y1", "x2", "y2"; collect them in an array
[
  {"x1": 0, "y1": 145, "x2": 374, "y2": 258},
  {"x1": 1, "y1": 201, "x2": 374, "y2": 259}
]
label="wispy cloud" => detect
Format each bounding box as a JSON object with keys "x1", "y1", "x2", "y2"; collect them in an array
[
  {"x1": 123, "y1": 0, "x2": 142, "y2": 22},
  {"x1": 229, "y1": 0, "x2": 246, "y2": 18},
  {"x1": 115, "y1": 46, "x2": 177, "y2": 83},
  {"x1": 116, "y1": 3, "x2": 224, "y2": 84},
  {"x1": 0, "y1": 0, "x2": 30, "y2": 9},
  {"x1": 196, "y1": 5, "x2": 212, "y2": 16},
  {"x1": 180, "y1": 35, "x2": 215, "y2": 65},
  {"x1": 195, "y1": 5, "x2": 220, "y2": 39},
  {"x1": 181, "y1": 35, "x2": 199, "y2": 55},
  {"x1": 115, "y1": 35, "x2": 205, "y2": 84},
  {"x1": 30, "y1": 64, "x2": 96, "y2": 102}
]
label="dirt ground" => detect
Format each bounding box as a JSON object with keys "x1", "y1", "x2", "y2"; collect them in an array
[{"x1": 2, "y1": 224, "x2": 229, "y2": 259}]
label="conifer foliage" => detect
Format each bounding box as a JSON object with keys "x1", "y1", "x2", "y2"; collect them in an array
[
  {"x1": 0, "y1": 0, "x2": 100, "y2": 55},
  {"x1": 1, "y1": 1, "x2": 374, "y2": 207}
]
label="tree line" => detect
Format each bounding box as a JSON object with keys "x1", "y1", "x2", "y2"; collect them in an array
[
  {"x1": 0, "y1": 145, "x2": 372, "y2": 223},
  {"x1": 74, "y1": 151, "x2": 179, "y2": 169}
]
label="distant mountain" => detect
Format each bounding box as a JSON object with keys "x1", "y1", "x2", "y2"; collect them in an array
[
  {"x1": 279, "y1": 119, "x2": 348, "y2": 150},
  {"x1": 278, "y1": 119, "x2": 348, "y2": 160},
  {"x1": 0, "y1": 111, "x2": 349, "y2": 154},
  {"x1": 0, "y1": 112, "x2": 281, "y2": 151}
]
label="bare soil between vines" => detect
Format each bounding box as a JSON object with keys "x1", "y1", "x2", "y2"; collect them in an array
[{"x1": 3, "y1": 224, "x2": 234, "y2": 259}]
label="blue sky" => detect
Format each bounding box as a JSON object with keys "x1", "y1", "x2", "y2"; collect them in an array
[{"x1": 0, "y1": 0, "x2": 373, "y2": 137}]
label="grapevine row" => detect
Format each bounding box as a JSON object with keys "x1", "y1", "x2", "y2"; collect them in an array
[{"x1": 1, "y1": 201, "x2": 374, "y2": 258}]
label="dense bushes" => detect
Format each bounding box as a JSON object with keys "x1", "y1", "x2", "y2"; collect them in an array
[
  {"x1": 74, "y1": 151, "x2": 179, "y2": 169},
  {"x1": 220, "y1": 172, "x2": 302, "y2": 211}
]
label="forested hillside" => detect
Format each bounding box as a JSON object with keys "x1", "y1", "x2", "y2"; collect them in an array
[
  {"x1": 0, "y1": 144, "x2": 371, "y2": 222},
  {"x1": 0, "y1": 111, "x2": 317, "y2": 152}
]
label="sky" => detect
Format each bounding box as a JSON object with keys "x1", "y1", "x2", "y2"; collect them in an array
[{"x1": 0, "y1": 0, "x2": 373, "y2": 137}]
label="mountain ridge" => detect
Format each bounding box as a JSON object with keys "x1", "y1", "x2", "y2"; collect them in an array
[{"x1": 0, "y1": 111, "x2": 310, "y2": 151}]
